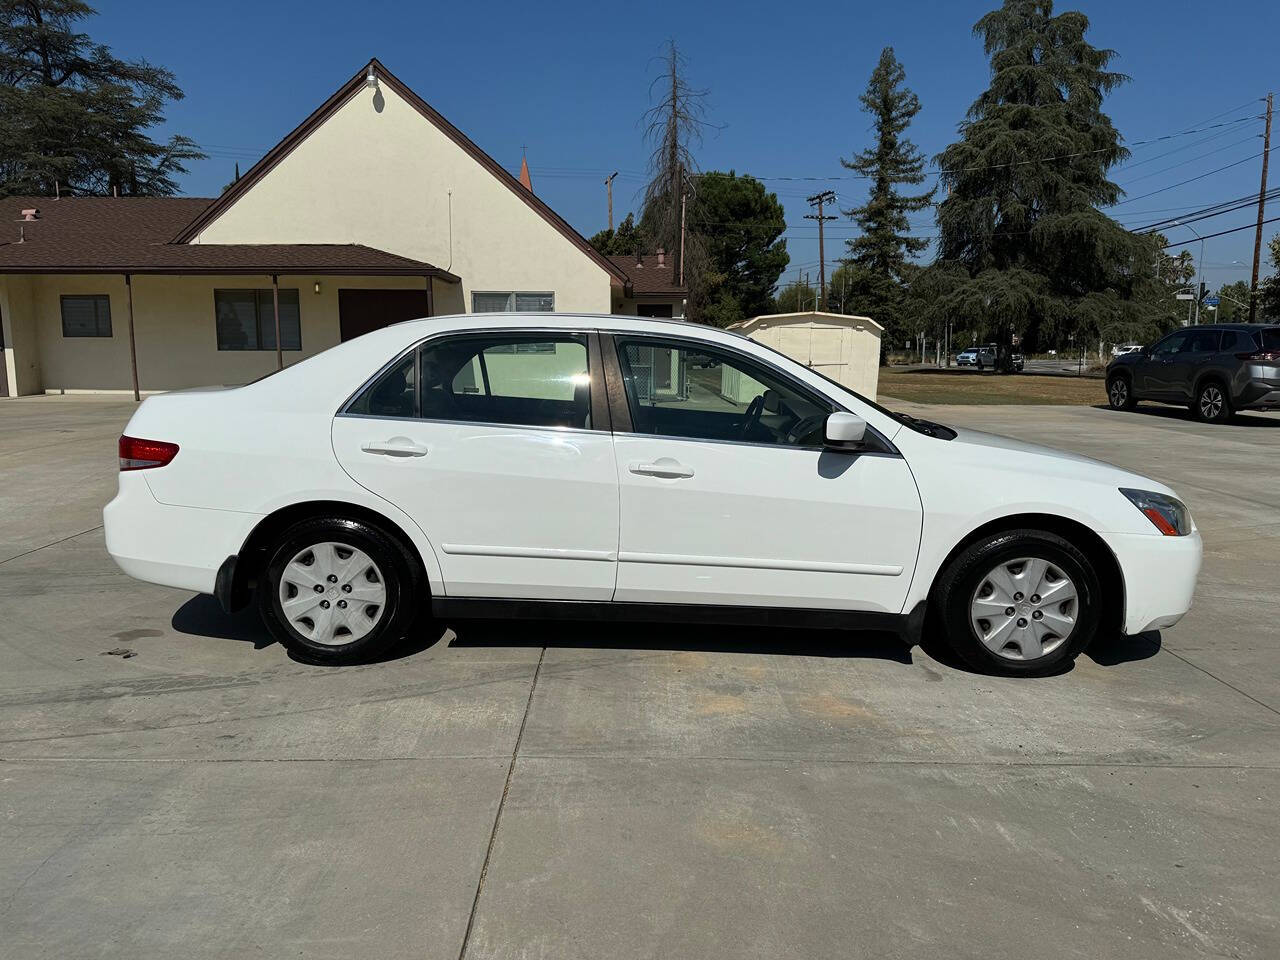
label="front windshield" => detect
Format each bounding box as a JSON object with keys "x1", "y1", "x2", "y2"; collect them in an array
[{"x1": 744, "y1": 334, "x2": 956, "y2": 439}]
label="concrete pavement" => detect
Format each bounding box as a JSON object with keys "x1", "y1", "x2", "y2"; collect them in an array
[{"x1": 1, "y1": 395, "x2": 1277, "y2": 958}]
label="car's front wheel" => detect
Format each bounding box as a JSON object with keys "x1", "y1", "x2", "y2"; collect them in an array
[
  {"x1": 258, "y1": 517, "x2": 423, "y2": 664},
  {"x1": 933, "y1": 530, "x2": 1101, "y2": 676},
  {"x1": 1106, "y1": 373, "x2": 1136, "y2": 410}
]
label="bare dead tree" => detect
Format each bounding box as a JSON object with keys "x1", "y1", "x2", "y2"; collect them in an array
[{"x1": 641, "y1": 40, "x2": 715, "y2": 283}]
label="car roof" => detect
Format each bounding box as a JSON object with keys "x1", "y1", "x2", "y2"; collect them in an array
[
  {"x1": 392, "y1": 311, "x2": 761, "y2": 344},
  {"x1": 1180, "y1": 323, "x2": 1279, "y2": 331}
]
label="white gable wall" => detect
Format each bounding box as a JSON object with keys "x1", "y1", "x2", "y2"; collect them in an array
[{"x1": 190, "y1": 82, "x2": 613, "y2": 315}]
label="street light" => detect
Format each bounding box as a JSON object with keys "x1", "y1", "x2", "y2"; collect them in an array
[{"x1": 1173, "y1": 220, "x2": 1205, "y2": 325}]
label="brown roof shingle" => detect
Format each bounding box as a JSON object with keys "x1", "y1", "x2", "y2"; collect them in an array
[
  {"x1": 0, "y1": 195, "x2": 458, "y2": 278},
  {"x1": 608, "y1": 253, "x2": 687, "y2": 297}
]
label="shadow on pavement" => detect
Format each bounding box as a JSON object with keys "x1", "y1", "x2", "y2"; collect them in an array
[
  {"x1": 172, "y1": 595, "x2": 1162, "y2": 674},
  {"x1": 1086, "y1": 630, "x2": 1162, "y2": 666},
  {"x1": 171, "y1": 595, "x2": 271, "y2": 648},
  {"x1": 169, "y1": 594, "x2": 447, "y2": 665},
  {"x1": 448, "y1": 618, "x2": 916, "y2": 665},
  {"x1": 1091, "y1": 403, "x2": 1280, "y2": 427}
]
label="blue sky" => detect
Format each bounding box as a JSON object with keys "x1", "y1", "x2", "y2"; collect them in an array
[{"x1": 95, "y1": 0, "x2": 1277, "y2": 291}]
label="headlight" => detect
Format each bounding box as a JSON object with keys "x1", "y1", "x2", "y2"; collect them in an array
[{"x1": 1120, "y1": 488, "x2": 1192, "y2": 536}]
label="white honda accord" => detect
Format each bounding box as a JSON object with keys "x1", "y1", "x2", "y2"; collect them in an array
[{"x1": 104, "y1": 314, "x2": 1202, "y2": 675}]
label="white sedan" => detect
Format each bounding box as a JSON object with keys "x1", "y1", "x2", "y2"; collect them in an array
[{"x1": 105, "y1": 314, "x2": 1202, "y2": 676}]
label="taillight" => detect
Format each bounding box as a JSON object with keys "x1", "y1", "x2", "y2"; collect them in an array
[
  {"x1": 119, "y1": 435, "x2": 179, "y2": 471},
  {"x1": 1236, "y1": 350, "x2": 1280, "y2": 363}
]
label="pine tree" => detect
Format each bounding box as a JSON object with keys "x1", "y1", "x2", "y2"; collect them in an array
[
  {"x1": 933, "y1": 0, "x2": 1148, "y2": 355},
  {"x1": 839, "y1": 46, "x2": 934, "y2": 341},
  {"x1": 0, "y1": 0, "x2": 203, "y2": 196}
]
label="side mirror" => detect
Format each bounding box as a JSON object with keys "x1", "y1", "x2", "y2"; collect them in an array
[{"x1": 825, "y1": 412, "x2": 866, "y2": 451}]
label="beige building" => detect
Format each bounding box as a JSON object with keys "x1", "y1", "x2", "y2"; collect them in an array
[
  {"x1": 728, "y1": 311, "x2": 883, "y2": 400},
  {"x1": 0, "y1": 59, "x2": 683, "y2": 397}
]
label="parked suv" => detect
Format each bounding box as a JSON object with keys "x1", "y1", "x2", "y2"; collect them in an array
[
  {"x1": 956, "y1": 346, "x2": 996, "y2": 369},
  {"x1": 1106, "y1": 324, "x2": 1280, "y2": 423}
]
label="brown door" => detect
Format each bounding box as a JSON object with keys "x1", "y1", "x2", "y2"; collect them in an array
[{"x1": 338, "y1": 289, "x2": 430, "y2": 342}]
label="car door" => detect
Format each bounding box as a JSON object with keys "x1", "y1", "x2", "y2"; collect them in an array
[
  {"x1": 605, "y1": 334, "x2": 922, "y2": 613},
  {"x1": 1173, "y1": 328, "x2": 1224, "y2": 403},
  {"x1": 1137, "y1": 330, "x2": 1190, "y2": 399},
  {"x1": 332, "y1": 329, "x2": 619, "y2": 600}
]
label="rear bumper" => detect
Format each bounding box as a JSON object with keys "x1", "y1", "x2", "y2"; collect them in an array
[
  {"x1": 104, "y1": 472, "x2": 260, "y2": 595},
  {"x1": 1110, "y1": 530, "x2": 1203, "y2": 635},
  {"x1": 1237, "y1": 380, "x2": 1280, "y2": 410}
]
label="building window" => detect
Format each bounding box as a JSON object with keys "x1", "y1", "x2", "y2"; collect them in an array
[
  {"x1": 61, "y1": 295, "x2": 113, "y2": 338},
  {"x1": 471, "y1": 291, "x2": 555, "y2": 313},
  {"x1": 214, "y1": 289, "x2": 301, "y2": 351}
]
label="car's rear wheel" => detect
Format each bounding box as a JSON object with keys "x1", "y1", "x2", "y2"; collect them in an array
[
  {"x1": 1107, "y1": 373, "x2": 1136, "y2": 410},
  {"x1": 1193, "y1": 380, "x2": 1232, "y2": 423},
  {"x1": 258, "y1": 517, "x2": 423, "y2": 664},
  {"x1": 933, "y1": 530, "x2": 1101, "y2": 676}
]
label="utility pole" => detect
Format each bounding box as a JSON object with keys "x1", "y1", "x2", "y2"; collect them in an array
[
  {"x1": 805, "y1": 190, "x2": 837, "y2": 310},
  {"x1": 1250, "y1": 92, "x2": 1273, "y2": 322},
  {"x1": 678, "y1": 189, "x2": 687, "y2": 287},
  {"x1": 604, "y1": 171, "x2": 618, "y2": 232}
]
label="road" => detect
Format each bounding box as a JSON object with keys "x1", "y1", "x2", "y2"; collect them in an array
[{"x1": 2, "y1": 395, "x2": 1277, "y2": 959}]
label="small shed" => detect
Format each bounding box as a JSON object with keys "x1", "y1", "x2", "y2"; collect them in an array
[{"x1": 728, "y1": 311, "x2": 883, "y2": 400}]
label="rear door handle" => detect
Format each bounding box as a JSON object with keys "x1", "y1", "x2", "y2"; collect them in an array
[
  {"x1": 629, "y1": 458, "x2": 694, "y2": 479},
  {"x1": 361, "y1": 438, "x2": 428, "y2": 458}
]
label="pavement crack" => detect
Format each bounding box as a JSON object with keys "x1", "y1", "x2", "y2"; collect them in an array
[
  {"x1": 0, "y1": 525, "x2": 103, "y2": 566},
  {"x1": 1163, "y1": 647, "x2": 1280, "y2": 718},
  {"x1": 457, "y1": 646, "x2": 545, "y2": 960}
]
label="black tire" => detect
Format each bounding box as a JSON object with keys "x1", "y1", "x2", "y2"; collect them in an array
[
  {"x1": 932, "y1": 530, "x2": 1101, "y2": 677},
  {"x1": 1106, "y1": 373, "x2": 1136, "y2": 410},
  {"x1": 257, "y1": 517, "x2": 424, "y2": 664},
  {"x1": 1192, "y1": 379, "x2": 1232, "y2": 423}
]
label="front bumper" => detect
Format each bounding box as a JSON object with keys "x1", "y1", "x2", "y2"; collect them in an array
[
  {"x1": 1110, "y1": 529, "x2": 1203, "y2": 635},
  {"x1": 104, "y1": 472, "x2": 261, "y2": 595}
]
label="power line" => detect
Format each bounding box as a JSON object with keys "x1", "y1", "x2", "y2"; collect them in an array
[
  {"x1": 743, "y1": 114, "x2": 1264, "y2": 183},
  {"x1": 1132, "y1": 187, "x2": 1280, "y2": 233},
  {"x1": 1117, "y1": 134, "x2": 1261, "y2": 186},
  {"x1": 1113, "y1": 144, "x2": 1278, "y2": 206},
  {"x1": 1157, "y1": 214, "x2": 1280, "y2": 248}
]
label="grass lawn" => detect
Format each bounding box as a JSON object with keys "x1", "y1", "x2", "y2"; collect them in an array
[{"x1": 878, "y1": 369, "x2": 1106, "y2": 405}]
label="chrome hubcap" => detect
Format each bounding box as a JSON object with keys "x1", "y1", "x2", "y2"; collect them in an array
[
  {"x1": 1109, "y1": 379, "x2": 1127, "y2": 406},
  {"x1": 278, "y1": 542, "x2": 386, "y2": 646},
  {"x1": 1200, "y1": 386, "x2": 1223, "y2": 419},
  {"x1": 970, "y1": 556, "x2": 1078, "y2": 662}
]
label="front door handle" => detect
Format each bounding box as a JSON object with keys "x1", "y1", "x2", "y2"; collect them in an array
[
  {"x1": 361, "y1": 438, "x2": 428, "y2": 458},
  {"x1": 629, "y1": 458, "x2": 694, "y2": 479}
]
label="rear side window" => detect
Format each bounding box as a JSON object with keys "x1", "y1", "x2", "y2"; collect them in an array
[
  {"x1": 346, "y1": 352, "x2": 417, "y2": 419},
  {"x1": 1220, "y1": 330, "x2": 1256, "y2": 353},
  {"x1": 420, "y1": 334, "x2": 591, "y2": 429},
  {"x1": 1260, "y1": 328, "x2": 1280, "y2": 351}
]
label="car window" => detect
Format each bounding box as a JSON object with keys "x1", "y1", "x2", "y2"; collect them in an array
[
  {"x1": 1220, "y1": 330, "x2": 1256, "y2": 353},
  {"x1": 1150, "y1": 331, "x2": 1190, "y2": 359},
  {"x1": 1181, "y1": 330, "x2": 1221, "y2": 353},
  {"x1": 1259, "y1": 328, "x2": 1280, "y2": 351},
  {"x1": 419, "y1": 334, "x2": 591, "y2": 429},
  {"x1": 346, "y1": 352, "x2": 417, "y2": 418},
  {"x1": 616, "y1": 338, "x2": 831, "y2": 446}
]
